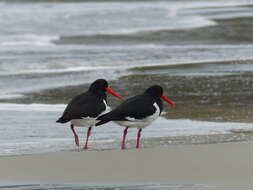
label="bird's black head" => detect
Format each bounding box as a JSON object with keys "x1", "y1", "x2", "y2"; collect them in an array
[
  {"x1": 145, "y1": 85, "x2": 163, "y2": 98},
  {"x1": 89, "y1": 79, "x2": 108, "y2": 93},
  {"x1": 89, "y1": 79, "x2": 123, "y2": 100},
  {"x1": 145, "y1": 85, "x2": 176, "y2": 107}
]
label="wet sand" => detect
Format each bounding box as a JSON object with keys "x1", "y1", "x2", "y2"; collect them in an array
[
  {"x1": 1, "y1": 142, "x2": 253, "y2": 190},
  {"x1": 5, "y1": 60, "x2": 253, "y2": 123}
]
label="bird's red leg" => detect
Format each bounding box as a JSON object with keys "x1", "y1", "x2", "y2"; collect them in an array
[
  {"x1": 136, "y1": 128, "x2": 142, "y2": 149},
  {"x1": 83, "y1": 127, "x2": 92, "y2": 150},
  {"x1": 70, "y1": 124, "x2": 79, "y2": 146},
  {"x1": 121, "y1": 127, "x2": 129, "y2": 150}
]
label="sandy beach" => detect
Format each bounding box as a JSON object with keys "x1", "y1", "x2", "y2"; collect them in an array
[{"x1": 1, "y1": 142, "x2": 253, "y2": 189}]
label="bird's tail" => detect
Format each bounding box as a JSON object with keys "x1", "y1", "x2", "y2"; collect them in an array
[
  {"x1": 56, "y1": 117, "x2": 69, "y2": 123},
  {"x1": 95, "y1": 113, "x2": 111, "y2": 126}
]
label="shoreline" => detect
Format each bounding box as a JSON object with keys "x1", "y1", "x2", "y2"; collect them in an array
[{"x1": 1, "y1": 142, "x2": 253, "y2": 190}]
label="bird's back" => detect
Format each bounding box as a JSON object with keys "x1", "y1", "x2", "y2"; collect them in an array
[{"x1": 96, "y1": 93, "x2": 162, "y2": 126}]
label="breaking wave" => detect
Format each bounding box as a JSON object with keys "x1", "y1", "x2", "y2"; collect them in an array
[{"x1": 0, "y1": 34, "x2": 59, "y2": 47}]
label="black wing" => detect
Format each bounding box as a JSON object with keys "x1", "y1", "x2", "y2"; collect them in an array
[
  {"x1": 96, "y1": 94, "x2": 161, "y2": 126},
  {"x1": 57, "y1": 91, "x2": 106, "y2": 123}
]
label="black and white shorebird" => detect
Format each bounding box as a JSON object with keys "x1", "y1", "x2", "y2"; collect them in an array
[
  {"x1": 96, "y1": 85, "x2": 175, "y2": 149},
  {"x1": 56, "y1": 79, "x2": 123, "y2": 150}
]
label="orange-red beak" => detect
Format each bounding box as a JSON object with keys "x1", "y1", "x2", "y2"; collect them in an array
[
  {"x1": 106, "y1": 87, "x2": 123, "y2": 100},
  {"x1": 161, "y1": 95, "x2": 176, "y2": 107}
]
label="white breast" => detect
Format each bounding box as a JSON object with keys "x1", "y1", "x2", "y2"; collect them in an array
[
  {"x1": 71, "y1": 117, "x2": 97, "y2": 127},
  {"x1": 98, "y1": 100, "x2": 111, "y2": 116},
  {"x1": 71, "y1": 99, "x2": 110, "y2": 127}
]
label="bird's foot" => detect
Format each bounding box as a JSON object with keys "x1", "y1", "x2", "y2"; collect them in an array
[{"x1": 83, "y1": 144, "x2": 88, "y2": 150}]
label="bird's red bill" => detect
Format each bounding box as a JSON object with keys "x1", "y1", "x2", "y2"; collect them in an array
[
  {"x1": 106, "y1": 87, "x2": 123, "y2": 100},
  {"x1": 161, "y1": 95, "x2": 176, "y2": 107}
]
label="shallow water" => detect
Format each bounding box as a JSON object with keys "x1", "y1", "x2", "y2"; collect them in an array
[{"x1": 0, "y1": 103, "x2": 253, "y2": 156}]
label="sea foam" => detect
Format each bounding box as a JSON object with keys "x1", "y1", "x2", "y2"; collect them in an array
[
  {"x1": 0, "y1": 34, "x2": 59, "y2": 47},
  {"x1": 0, "y1": 103, "x2": 65, "y2": 112}
]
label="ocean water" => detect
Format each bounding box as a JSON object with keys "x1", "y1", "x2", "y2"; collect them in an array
[
  {"x1": 1, "y1": 0, "x2": 253, "y2": 156},
  {"x1": 1, "y1": 0, "x2": 253, "y2": 98}
]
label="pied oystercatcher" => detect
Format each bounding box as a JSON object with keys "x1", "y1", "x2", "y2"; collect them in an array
[
  {"x1": 56, "y1": 79, "x2": 123, "y2": 150},
  {"x1": 96, "y1": 85, "x2": 175, "y2": 149}
]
